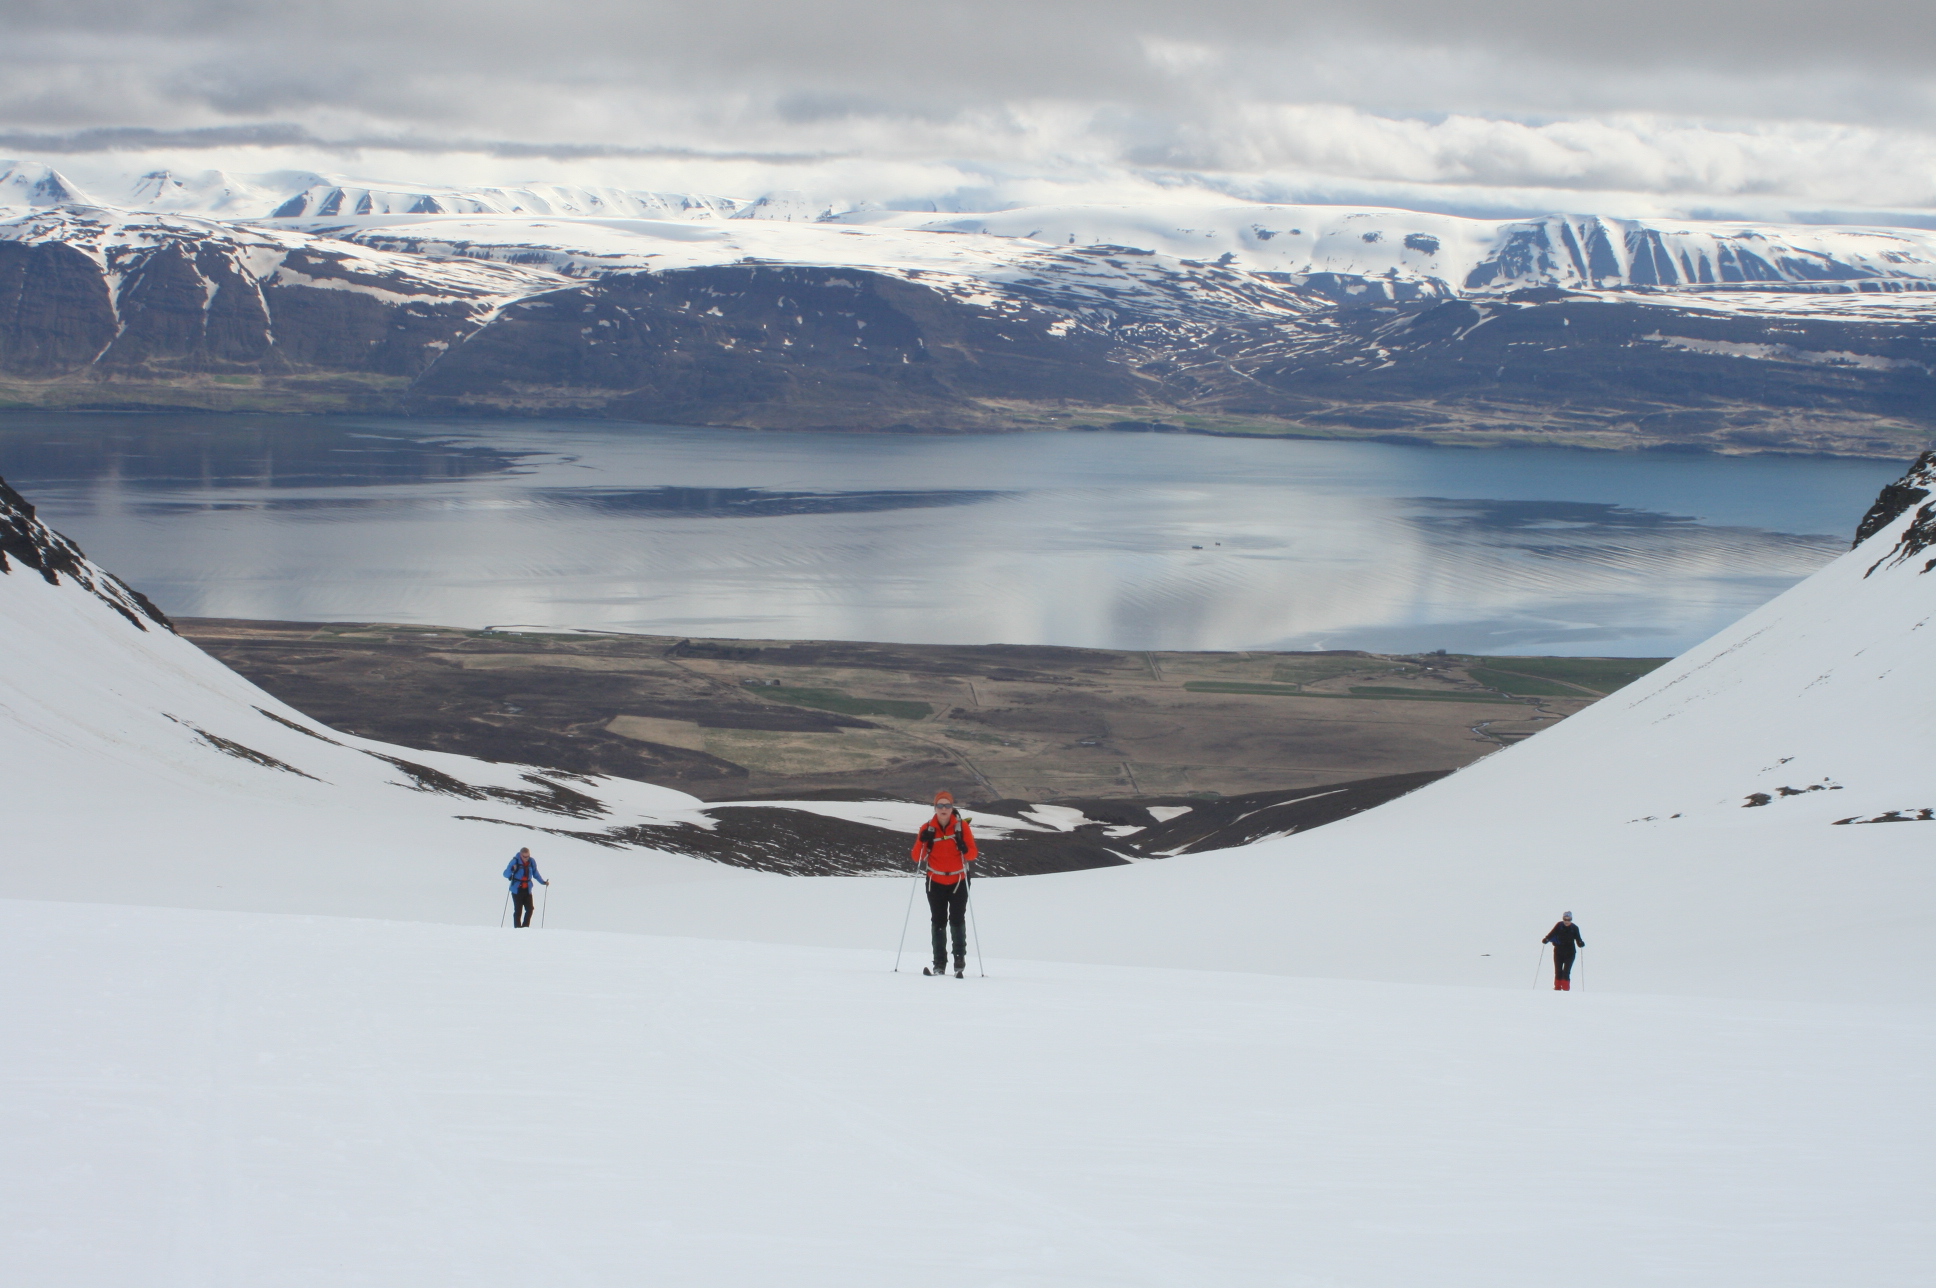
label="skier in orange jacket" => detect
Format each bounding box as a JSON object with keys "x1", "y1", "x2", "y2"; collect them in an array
[{"x1": 911, "y1": 789, "x2": 977, "y2": 977}]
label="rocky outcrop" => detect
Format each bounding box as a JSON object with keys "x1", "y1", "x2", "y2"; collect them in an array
[
  {"x1": 1859, "y1": 451, "x2": 1936, "y2": 576},
  {"x1": 1853, "y1": 450, "x2": 1936, "y2": 546},
  {"x1": 0, "y1": 474, "x2": 174, "y2": 632}
]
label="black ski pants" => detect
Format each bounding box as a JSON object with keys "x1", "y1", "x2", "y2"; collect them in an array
[
  {"x1": 927, "y1": 878, "x2": 968, "y2": 965},
  {"x1": 513, "y1": 887, "x2": 535, "y2": 928},
  {"x1": 1553, "y1": 950, "x2": 1575, "y2": 982}
]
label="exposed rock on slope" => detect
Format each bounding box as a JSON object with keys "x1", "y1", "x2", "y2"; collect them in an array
[
  {"x1": 409, "y1": 263, "x2": 1146, "y2": 427},
  {"x1": 0, "y1": 475, "x2": 172, "y2": 631},
  {"x1": 1852, "y1": 449, "x2": 1936, "y2": 545},
  {"x1": 0, "y1": 208, "x2": 563, "y2": 411}
]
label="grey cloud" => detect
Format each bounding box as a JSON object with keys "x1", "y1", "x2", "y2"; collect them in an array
[
  {"x1": 7, "y1": 0, "x2": 1933, "y2": 68},
  {"x1": 0, "y1": 124, "x2": 846, "y2": 164},
  {"x1": 0, "y1": 124, "x2": 318, "y2": 152},
  {"x1": 4, "y1": 0, "x2": 1932, "y2": 111}
]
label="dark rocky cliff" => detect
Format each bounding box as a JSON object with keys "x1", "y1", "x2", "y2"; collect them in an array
[
  {"x1": 0, "y1": 210, "x2": 557, "y2": 413},
  {"x1": 410, "y1": 263, "x2": 1148, "y2": 428}
]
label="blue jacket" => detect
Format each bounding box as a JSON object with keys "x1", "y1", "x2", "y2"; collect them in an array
[{"x1": 504, "y1": 854, "x2": 546, "y2": 890}]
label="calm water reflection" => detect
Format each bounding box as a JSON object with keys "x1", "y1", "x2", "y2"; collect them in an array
[{"x1": 0, "y1": 414, "x2": 1904, "y2": 656}]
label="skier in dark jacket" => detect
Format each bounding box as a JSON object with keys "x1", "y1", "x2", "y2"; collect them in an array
[
  {"x1": 1542, "y1": 912, "x2": 1584, "y2": 989},
  {"x1": 911, "y1": 790, "x2": 977, "y2": 977},
  {"x1": 504, "y1": 847, "x2": 548, "y2": 928}
]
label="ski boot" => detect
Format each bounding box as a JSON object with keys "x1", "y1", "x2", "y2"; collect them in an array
[
  {"x1": 924, "y1": 962, "x2": 946, "y2": 977},
  {"x1": 954, "y1": 958, "x2": 966, "y2": 979}
]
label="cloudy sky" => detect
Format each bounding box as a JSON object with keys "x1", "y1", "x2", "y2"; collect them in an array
[{"x1": 4, "y1": 0, "x2": 1935, "y2": 220}]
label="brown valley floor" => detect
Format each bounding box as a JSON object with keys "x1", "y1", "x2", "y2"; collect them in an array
[{"x1": 179, "y1": 618, "x2": 1661, "y2": 805}]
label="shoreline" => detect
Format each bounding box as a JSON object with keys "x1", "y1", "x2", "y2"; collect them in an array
[{"x1": 0, "y1": 402, "x2": 1924, "y2": 461}]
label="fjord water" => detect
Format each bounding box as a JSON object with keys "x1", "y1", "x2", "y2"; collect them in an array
[{"x1": 0, "y1": 414, "x2": 1902, "y2": 655}]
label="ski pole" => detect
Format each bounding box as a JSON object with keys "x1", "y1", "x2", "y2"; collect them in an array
[
  {"x1": 893, "y1": 865, "x2": 922, "y2": 972},
  {"x1": 542, "y1": 882, "x2": 550, "y2": 929},
  {"x1": 1572, "y1": 949, "x2": 1581, "y2": 991},
  {"x1": 965, "y1": 875, "x2": 985, "y2": 977},
  {"x1": 500, "y1": 889, "x2": 510, "y2": 928},
  {"x1": 1532, "y1": 943, "x2": 1546, "y2": 986}
]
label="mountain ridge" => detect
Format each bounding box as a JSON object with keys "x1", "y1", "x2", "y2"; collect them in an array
[{"x1": 2, "y1": 158, "x2": 1935, "y2": 454}]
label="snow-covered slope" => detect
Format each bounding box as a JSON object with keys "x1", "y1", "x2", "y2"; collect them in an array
[
  {"x1": 0, "y1": 474, "x2": 748, "y2": 914},
  {"x1": 6, "y1": 901, "x2": 1923, "y2": 1288},
  {"x1": 283, "y1": 200, "x2": 1936, "y2": 301},
  {"x1": 862, "y1": 203, "x2": 1936, "y2": 295},
  {"x1": 309, "y1": 211, "x2": 1331, "y2": 328}
]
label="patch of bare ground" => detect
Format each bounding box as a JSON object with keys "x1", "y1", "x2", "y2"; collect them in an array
[{"x1": 177, "y1": 618, "x2": 1670, "y2": 871}]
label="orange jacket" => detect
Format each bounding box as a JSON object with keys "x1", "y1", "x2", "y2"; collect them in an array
[{"x1": 912, "y1": 812, "x2": 976, "y2": 884}]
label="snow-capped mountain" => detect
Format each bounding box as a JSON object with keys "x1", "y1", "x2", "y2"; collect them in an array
[
  {"x1": 266, "y1": 180, "x2": 743, "y2": 221},
  {"x1": 724, "y1": 189, "x2": 854, "y2": 222},
  {"x1": 123, "y1": 168, "x2": 332, "y2": 217},
  {"x1": 0, "y1": 159, "x2": 96, "y2": 207},
  {"x1": 5, "y1": 156, "x2": 1936, "y2": 453},
  {"x1": 18, "y1": 156, "x2": 1936, "y2": 298},
  {"x1": 263, "y1": 191, "x2": 1936, "y2": 298},
  {"x1": 863, "y1": 204, "x2": 1936, "y2": 295},
  {"x1": 0, "y1": 162, "x2": 750, "y2": 222}
]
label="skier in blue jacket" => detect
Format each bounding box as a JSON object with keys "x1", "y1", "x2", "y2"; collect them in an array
[{"x1": 504, "y1": 847, "x2": 548, "y2": 928}]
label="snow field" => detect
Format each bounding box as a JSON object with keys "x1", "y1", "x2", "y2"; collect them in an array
[{"x1": 5, "y1": 899, "x2": 1927, "y2": 1288}]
